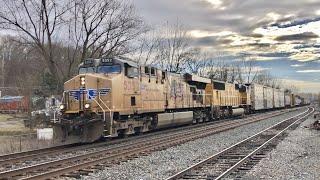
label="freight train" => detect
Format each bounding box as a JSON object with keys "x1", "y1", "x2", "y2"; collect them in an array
[{"x1": 55, "y1": 57, "x2": 307, "y2": 142}]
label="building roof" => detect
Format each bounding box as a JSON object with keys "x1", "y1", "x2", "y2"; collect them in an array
[{"x1": 0, "y1": 96, "x2": 25, "y2": 102}]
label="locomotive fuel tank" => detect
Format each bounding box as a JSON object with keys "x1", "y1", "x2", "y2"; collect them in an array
[
  {"x1": 156, "y1": 111, "x2": 194, "y2": 129},
  {"x1": 232, "y1": 108, "x2": 245, "y2": 116}
]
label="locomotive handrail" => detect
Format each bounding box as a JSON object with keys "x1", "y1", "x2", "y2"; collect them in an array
[
  {"x1": 92, "y1": 97, "x2": 106, "y2": 122},
  {"x1": 98, "y1": 91, "x2": 112, "y2": 122}
]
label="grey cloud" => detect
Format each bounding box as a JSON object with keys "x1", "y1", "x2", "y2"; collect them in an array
[
  {"x1": 230, "y1": 41, "x2": 272, "y2": 48},
  {"x1": 247, "y1": 43, "x2": 271, "y2": 48},
  {"x1": 133, "y1": 0, "x2": 320, "y2": 64},
  {"x1": 294, "y1": 44, "x2": 320, "y2": 49},
  {"x1": 134, "y1": 0, "x2": 320, "y2": 37},
  {"x1": 257, "y1": 52, "x2": 292, "y2": 58},
  {"x1": 192, "y1": 36, "x2": 233, "y2": 47},
  {"x1": 272, "y1": 16, "x2": 296, "y2": 24},
  {"x1": 247, "y1": 33, "x2": 264, "y2": 38},
  {"x1": 135, "y1": 1, "x2": 320, "y2": 26},
  {"x1": 275, "y1": 32, "x2": 319, "y2": 41},
  {"x1": 219, "y1": 39, "x2": 233, "y2": 44},
  {"x1": 193, "y1": 36, "x2": 217, "y2": 46},
  {"x1": 271, "y1": 17, "x2": 320, "y2": 28}
]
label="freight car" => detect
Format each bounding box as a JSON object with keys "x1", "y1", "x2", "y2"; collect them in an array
[
  {"x1": 247, "y1": 84, "x2": 278, "y2": 111},
  {"x1": 272, "y1": 88, "x2": 285, "y2": 109},
  {"x1": 265, "y1": 86, "x2": 274, "y2": 109},
  {"x1": 55, "y1": 57, "x2": 247, "y2": 142},
  {"x1": 249, "y1": 83, "x2": 264, "y2": 111},
  {"x1": 0, "y1": 96, "x2": 29, "y2": 113},
  {"x1": 278, "y1": 89, "x2": 285, "y2": 108},
  {"x1": 294, "y1": 95, "x2": 304, "y2": 106},
  {"x1": 284, "y1": 93, "x2": 292, "y2": 107}
]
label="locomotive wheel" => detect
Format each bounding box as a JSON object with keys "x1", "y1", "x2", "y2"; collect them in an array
[{"x1": 117, "y1": 130, "x2": 128, "y2": 138}]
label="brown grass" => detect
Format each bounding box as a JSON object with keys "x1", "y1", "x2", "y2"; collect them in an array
[
  {"x1": 0, "y1": 130, "x2": 35, "y2": 136},
  {"x1": 0, "y1": 113, "x2": 34, "y2": 136},
  {"x1": 0, "y1": 135, "x2": 56, "y2": 155},
  {"x1": 0, "y1": 114, "x2": 56, "y2": 154},
  {"x1": 0, "y1": 114, "x2": 13, "y2": 122}
]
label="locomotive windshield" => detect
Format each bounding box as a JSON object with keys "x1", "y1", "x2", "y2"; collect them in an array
[
  {"x1": 97, "y1": 65, "x2": 121, "y2": 74},
  {"x1": 79, "y1": 67, "x2": 95, "y2": 74}
]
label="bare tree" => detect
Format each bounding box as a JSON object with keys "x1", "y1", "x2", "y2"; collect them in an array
[
  {"x1": 134, "y1": 29, "x2": 160, "y2": 65},
  {"x1": 155, "y1": 21, "x2": 192, "y2": 73},
  {"x1": 70, "y1": 0, "x2": 145, "y2": 61},
  {"x1": 0, "y1": 0, "x2": 146, "y2": 93},
  {"x1": 0, "y1": 36, "x2": 44, "y2": 97},
  {"x1": 0, "y1": 0, "x2": 71, "y2": 91},
  {"x1": 236, "y1": 56, "x2": 259, "y2": 84},
  {"x1": 201, "y1": 52, "x2": 225, "y2": 81},
  {"x1": 200, "y1": 52, "x2": 238, "y2": 83},
  {"x1": 184, "y1": 48, "x2": 208, "y2": 75}
]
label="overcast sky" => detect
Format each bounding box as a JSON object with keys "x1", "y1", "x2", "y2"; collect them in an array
[{"x1": 133, "y1": 0, "x2": 320, "y2": 93}]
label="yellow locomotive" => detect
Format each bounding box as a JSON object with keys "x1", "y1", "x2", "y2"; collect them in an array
[{"x1": 56, "y1": 57, "x2": 249, "y2": 142}]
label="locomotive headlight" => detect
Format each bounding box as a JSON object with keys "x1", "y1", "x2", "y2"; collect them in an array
[
  {"x1": 84, "y1": 103, "x2": 90, "y2": 109},
  {"x1": 59, "y1": 104, "x2": 65, "y2": 110},
  {"x1": 80, "y1": 77, "x2": 85, "y2": 85}
]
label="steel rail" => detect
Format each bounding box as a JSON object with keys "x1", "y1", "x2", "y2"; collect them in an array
[
  {"x1": 0, "y1": 108, "x2": 302, "y2": 179},
  {"x1": 214, "y1": 108, "x2": 313, "y2": 179},
  {"x1": 0, "y1": 108, "x2": 294, "y2": 168},
  {"x1": 166, "y1": 107, "x2": 313, "y2": 180}
]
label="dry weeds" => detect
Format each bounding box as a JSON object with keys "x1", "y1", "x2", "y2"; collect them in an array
[{"x1": 0, "y1": 135, "x2": 56, "y2": 155}]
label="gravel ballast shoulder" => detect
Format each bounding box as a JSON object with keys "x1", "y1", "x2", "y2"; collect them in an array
[
  {"x1": 81, "y1": 108, "x2": 308, "y2": 180},
  {"x1": 243, "y1": 112, "x2": 320, "y2": 180}
]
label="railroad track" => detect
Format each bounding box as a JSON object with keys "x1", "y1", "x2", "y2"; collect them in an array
[
  {"x1": 167, "y1": 107, "x2": 314, "y2": 180},
  {"x1": 0, "y1": 108, "x2": 302, "y2": 179},
  {"x1": 0, "y1": 108, "x2": 295, "y2": 169}
]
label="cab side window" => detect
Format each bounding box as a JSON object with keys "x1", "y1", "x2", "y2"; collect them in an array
[
  {"x1": 145, "y1": 67, "x2": 150, "y2": 74},
  {"x1": 151, "y1": 67, "x2": 156, "y2": 76},
  {"x1": 125, "y1": 65, "x2": 138, "y2": 78}
]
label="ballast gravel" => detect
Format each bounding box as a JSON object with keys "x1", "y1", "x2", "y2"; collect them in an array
[
  {"x1": 82, "y1": 108, "x2": 307, "y2": 180},
  {"x1": 243, "y1": 111, "x2": 320, "y2": 180}
]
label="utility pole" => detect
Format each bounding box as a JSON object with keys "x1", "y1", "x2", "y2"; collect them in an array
[{"x1": 2, "y1": 49, "x2": 4, "y2": 88}]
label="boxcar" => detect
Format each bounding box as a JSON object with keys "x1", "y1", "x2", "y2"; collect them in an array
[
  {"x1": 284, "y1": 94, "x2": 291, "y2": 107},
  {"x1": 273, "y1": 89, "x2": 280, "y2": 108},
  {"x1": 0, "y1": 96, "x2": 29, "y2": 113},
  {"x1": 250, "y1": 84, "x2": 265, "y2": 110},
  {"x1": 273, "y1": 89, "x2": 285, "y2": 108},
  {"x1": 265, "y1": 86, "x2": 273, "y2": 109},
  {"x1": 279, "y1": 90, "x2": 285, "y2": 108}
]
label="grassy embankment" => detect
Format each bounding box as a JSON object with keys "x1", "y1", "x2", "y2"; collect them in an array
[
  {"x1": 0, "y1": 114, "x2": 33, "y2": 135},
  {"x1": 0, "y1": 114, "x2": 53, "y2": 154}
]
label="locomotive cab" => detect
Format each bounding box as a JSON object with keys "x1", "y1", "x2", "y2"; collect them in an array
[{"x1": 57, "y1": 57, "x2": 141, "y2": 142}]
